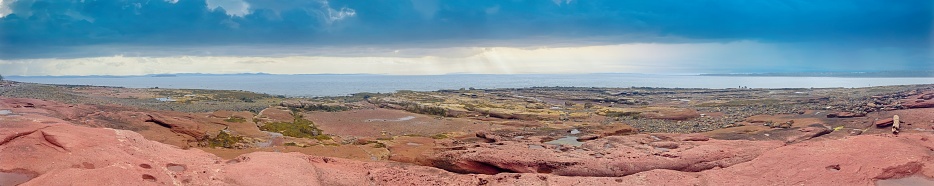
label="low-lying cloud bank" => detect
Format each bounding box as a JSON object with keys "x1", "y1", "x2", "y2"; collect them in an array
[{"x1": 2, "y1": 41, "x2": 928, "y2": 76}]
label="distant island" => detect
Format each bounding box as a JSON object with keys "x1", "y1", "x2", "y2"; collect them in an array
[
  {"x1": 8, "y1": 72, "x2": 272, "y2": 78},
  {"x1": 701, "y1": 70, "x2": 934, "y2": 77}
]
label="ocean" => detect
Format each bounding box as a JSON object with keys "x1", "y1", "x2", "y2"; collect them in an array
[{"x1": 8, "y1": 74, "x2": 934, "y2": 97}]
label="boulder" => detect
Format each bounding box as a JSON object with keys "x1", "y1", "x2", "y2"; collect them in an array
[
  {"x1": 904, "y1": 100, "x2": 934, "y2": 108},
  {"x1": 783, "y1": 125, "x2": 832, "y2": 143},
  {"x1": 875, "y1": 118, "x2": 895, "y2": 127},
  {"x1": 921, "y1": 94, "x2": 934, "y2": 100}
]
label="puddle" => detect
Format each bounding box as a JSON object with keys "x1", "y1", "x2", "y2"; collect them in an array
[
  {"x1": 0, "y1": 172, "x2": 37, "y2": 186},
  {"x1": 166, "y1": 163, "x2": 186, "y2": 172},
  {"x1": 406, "y1": 142, "x2": 422, "y2": 146},
  {"x1": 365, "y1": 116, "x2": 417, "y2": 122},
  {"x1": 0, "y1": 110, "x2": 11, "y2": 115},
  {"x1": 256, "y1": 132, "x2": 284, "y2": 147},
  {"x1": 876, "y1": 175, "x2": 934, "y2": 186},
  {"x1": 545, "y1": 136, "x2": 583, "y2": 147},
  {"x1": 155, "y1": 97, "x2": 176, "y2": 102},
  {"x1": 569, "y1": 129, "x2": 581, "y2": 134},
  {"x1": 396, "y1": 116, "x2": 416, "y2": 121}
]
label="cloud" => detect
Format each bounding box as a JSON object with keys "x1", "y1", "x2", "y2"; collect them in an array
[
  {"x1": 0, "y1": 0, "x2": 929, "y2": 60},
  {"x1": 1, "y1": 41, "x2": 929, "y2": 76},
  {"x1": 206, "y1": 0, "x2": 249, "y2": 17}
]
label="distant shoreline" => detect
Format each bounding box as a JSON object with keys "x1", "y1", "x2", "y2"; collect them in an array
[
  {"x1": 7, "y1": 71, "x2": 934, "y2": 78},
  {"x1": 700, "y1": 71, "x2": 934, "y2": 78}
]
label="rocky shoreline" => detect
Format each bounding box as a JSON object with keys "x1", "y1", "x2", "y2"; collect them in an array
[{"x1": 2, "y1": 80, "x2": 934, "y2": 185}]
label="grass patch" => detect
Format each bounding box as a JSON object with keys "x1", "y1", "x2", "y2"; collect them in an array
[
  {"x1": 605, "y1": 111, "x2": 641, "y2": 118},
  {"x1": 259, "y1": 111, "x2": 330, "y2": 140},
  {"x1": 373, "y1": 143, "x2": 387, "y2": 148},
  {"x1": 203, "y1": 130, "x2": 242, "y2": 148},
  {"x1": 430, "y1": 133, "x2": 449, "y2": 139},
  {"x1": 314, "y1": 134, "x2": 333, "y2": 140},
  {"x1": 302, "y1": 104, "x2": 349, "y2": 112}
]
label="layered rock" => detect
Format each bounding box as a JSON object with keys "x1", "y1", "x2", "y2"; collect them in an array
[
  {"x1": 429, "y1": 134, "x2": 784, "y2": 176},
  {"x1": 3, "y1": 116, "x2": 934, "y2": 185},
  {"x1": 1, "y1": 120, "x2": 663, "y2": 185},
  {"x1": 4, "y1": 95, "x2": 934, "y2": 185},
  {"x1": 826, "y1": 111, "x2": 866, "y2": 118}
]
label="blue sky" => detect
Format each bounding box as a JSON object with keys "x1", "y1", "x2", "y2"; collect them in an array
[{"x1": 0, "y1": 0, "x2": 931, "y2": 76}]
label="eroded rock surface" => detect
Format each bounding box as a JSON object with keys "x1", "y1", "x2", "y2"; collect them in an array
[{"x1": 429, "y1": 134, "x2": 784, "y2": 176}]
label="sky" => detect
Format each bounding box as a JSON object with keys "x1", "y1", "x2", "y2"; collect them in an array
[{"x1": 0, "y1": 0, "x2": 931, "y2": 76}]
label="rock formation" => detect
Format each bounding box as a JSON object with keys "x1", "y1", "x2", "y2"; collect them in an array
[
  {"x1": 4, "y1": 119, "x2": 934, "y2": 185},
  {"x1": 893, "y1": 115, "x2": 901, "y2": 134}
]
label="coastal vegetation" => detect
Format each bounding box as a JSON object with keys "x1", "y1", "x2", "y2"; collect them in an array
[
  {"x1": 299, "y1": 103, "x2": 349, "y2": 112},
  {"x1": 0, "y1": 83, "x2": 277, "y2": 112},
  {"x1": 259, "y1": 111, "x2": 329, "y2": 140},
  {"x1": 202, "y1": 130, "x2": 243, "y2": 148}
]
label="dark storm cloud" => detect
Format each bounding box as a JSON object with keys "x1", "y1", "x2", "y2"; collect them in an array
[{"x1": 0, "y1": 0, "x2": 931, "y2": 59}]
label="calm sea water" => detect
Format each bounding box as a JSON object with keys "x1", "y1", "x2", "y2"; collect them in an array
[{"x1": 9, "y1": 74, "x2": 934, "y2": 97}]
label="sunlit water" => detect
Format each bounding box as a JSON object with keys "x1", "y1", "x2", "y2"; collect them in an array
[{"x1": 9, "y1": 74, "x2": 934, "y2": 97}]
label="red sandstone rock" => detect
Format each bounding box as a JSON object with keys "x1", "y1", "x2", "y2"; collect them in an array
[
  {"x1": 429, "y1": 134, "x2": 784, "y2": 176},
  {"x1": 4, "y1": 97, "x2": 934, "y2": 185},
  {"x1": 0, "y1": 121, "x2": 626, "y2": 185},
  {"x1": 698, "y1": 133, "x2": 934, "y2": 185},
  {"x1": 905, "y1": 100, "x2": 934, "y2": 108},
  {"x1": 784, "y1": 126, "x2": 832, "y2": 143},
  {"x1": 827, "y1": 111, "x2": 866, "y2": 118},
  {"x1": 676, "y1": 133, "x2": 710, "y2": 141},
  {"x1": 876, "y1": 118, "x2": 895, "y2": 127},
  {"x1": 4, "y1": 117, "x2": 934, "y2": 185}
]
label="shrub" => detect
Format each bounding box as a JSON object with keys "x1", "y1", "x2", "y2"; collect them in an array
[
  {"x1": 258, "y1": 111, "x2": 330, "y2": 140},
  {"x1": 373, "y1": 143, "x2": 387, "y2": 148},
  {"x1": 605, "y1": 111, "x2": 641, "y2": 118},
  {"x1": 203, "y1": 131, "x2": 242, "y2": 148},
  {"x1": 303, "y1": 104, "x2": 349, "y2": 112},
  {"x1": 430, "y1": 133, "x2": 449, "y2": 139}
]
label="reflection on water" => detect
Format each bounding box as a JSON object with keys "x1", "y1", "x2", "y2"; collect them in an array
[{"x1": 365, "y1": 116, "x2": 416, "y2": 122}]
